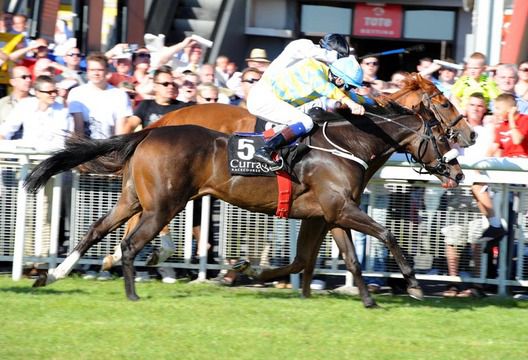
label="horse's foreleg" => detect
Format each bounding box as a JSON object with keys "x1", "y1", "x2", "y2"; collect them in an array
[
  {"x1": 34, "y1": 199, "x2": 137, "y2": 287},
  {"x1": 234, "y1": 218, "x2": 328, "y2": 292},
  {"x1": 330, "y1": 228, "x2": 377, "y2": 308},
  {"x1": 333, "y1": 204, "x2": 423, "y2": 300}
]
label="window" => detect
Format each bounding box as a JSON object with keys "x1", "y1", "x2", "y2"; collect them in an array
[
  {"x1": 404, "y1": 10, "x2": 455, "y2": 40},
  {"x1": 300, "y1": 5, "x2": 352, "y2": 35}
]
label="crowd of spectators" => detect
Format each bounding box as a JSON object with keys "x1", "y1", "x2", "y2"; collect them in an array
[
  {"x1": 0, "y1": 12, "x2": 526, "y2": 299},
  {"x1": 356, "y1": 51, "x2": 527, "y2": 297}
]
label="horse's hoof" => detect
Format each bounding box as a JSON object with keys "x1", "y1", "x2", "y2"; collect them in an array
[
  {"x1": 364, "y1": 298, "x2": 379, "y2": 309},
  {"x1": 407, "y1": 286, "x2": 424, "y2": 301},
  {"x1": 33, "y1": 273, "x2": 48, "y2": 287},
  {"x1": 232, "y1": 260, "x2": 250, "y2": 273},
  {"x1": 127, "y1": 294, "x2": 140, "y2": 301},
  {"x1": 101, "y1": 255, "x2": 114, "y2": 271},
  {"x1": 145, "y1": 250, "x2": 160, "y2": 266}
]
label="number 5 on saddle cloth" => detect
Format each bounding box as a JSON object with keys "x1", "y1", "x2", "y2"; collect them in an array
[{"x1": 227, "y1": 133, "x2": 308, "y2": 177}]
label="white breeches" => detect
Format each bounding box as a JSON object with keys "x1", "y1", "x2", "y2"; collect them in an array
[{"x1": 246, "y1": 82, "x2": 314, "y2": 132}]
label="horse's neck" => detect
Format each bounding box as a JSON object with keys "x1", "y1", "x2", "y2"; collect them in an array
[{"x1": 310, "y1": 119, "x2": 411, "y2": 165}]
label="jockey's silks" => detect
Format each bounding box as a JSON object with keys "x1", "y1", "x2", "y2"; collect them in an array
[{"x1": 267, "y1": 58, "x2": 348, "y2": 107}]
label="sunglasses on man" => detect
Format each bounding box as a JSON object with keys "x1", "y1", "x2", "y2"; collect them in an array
[
  {"x1": 155, "y1": 81, "x2": 177, "y2": 87},
  {"x1": 241, "y1": 78, "x2": 260, "y2": 84}
]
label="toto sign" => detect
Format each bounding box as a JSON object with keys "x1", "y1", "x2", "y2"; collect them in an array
[{"x1": 353, "y1": 3, "x2": 402, "y2": 38}]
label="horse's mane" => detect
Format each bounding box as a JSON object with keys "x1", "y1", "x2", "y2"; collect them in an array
[{"x1": 389, "y1": 73, "x2": 438, "y2": 98}]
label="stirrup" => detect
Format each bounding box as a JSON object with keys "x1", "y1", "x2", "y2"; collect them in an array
[
  {"x1": 253, "y1": 148, "x2": 277, "y2": 166},
  {"x1": 269, "y1": 157, "x2": 284, "y2": 171}
]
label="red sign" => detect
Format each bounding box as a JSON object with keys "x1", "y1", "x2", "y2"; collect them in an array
[{"x1": 353, "y1": 3, "x2": 402, "y2": 39}]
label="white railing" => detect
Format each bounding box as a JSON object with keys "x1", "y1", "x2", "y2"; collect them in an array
[{"x1": 1, "y1": 143, "x2": 526, "y2": 294}]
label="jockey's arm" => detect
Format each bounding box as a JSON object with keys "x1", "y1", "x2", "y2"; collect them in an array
[{"x1": 325, "y1": 86, "x2": 365, "y2": 115}]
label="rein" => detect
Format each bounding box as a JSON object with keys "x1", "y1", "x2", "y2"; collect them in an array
[
  {"x1": 364, "y1": 111, "x2": 430, "y2": 140},
  {"x1": 306, "y1": 106, "x2": 454, "y2": 178},
  {"x1": 364, "y1": 107, "x2": 451, "y2": 176}
]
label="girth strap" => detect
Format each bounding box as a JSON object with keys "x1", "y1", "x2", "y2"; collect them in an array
[{"x1": 275, "y1": 170, "x2": 292, "y2": 218}]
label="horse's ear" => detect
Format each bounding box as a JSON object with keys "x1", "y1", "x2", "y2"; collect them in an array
[
  {"x1": 402, "y1": 73, "x2": 419, "y2": 89},
  {"x1": 417, "y1": 100, "x2": 432, "y2": 118}
]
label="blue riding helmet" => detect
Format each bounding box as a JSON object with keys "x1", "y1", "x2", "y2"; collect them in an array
[
  {"x1": 328, "y1": 56, "x2": 363, "y2": 89},
  {"x1": 319, "y1": 33, "x2": 350, "y2": 59}
]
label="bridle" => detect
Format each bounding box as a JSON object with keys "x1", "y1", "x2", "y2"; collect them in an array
[
  {"x1": 314, "y1": 106, "x2": 458, "y2": 179},
  {"x1": 420, "y1": 90, "x2": 465, "y2": 142},
  {"x1": 365, "y1": 109, "x2": 457, "y2": 178},
  {"x1": 409, "y1": 114, "x2": 457, "y2": 178}
]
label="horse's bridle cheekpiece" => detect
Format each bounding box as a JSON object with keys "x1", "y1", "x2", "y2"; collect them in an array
[{"x1": 421, "y1": 91, "x2": 464, "y2": 142}]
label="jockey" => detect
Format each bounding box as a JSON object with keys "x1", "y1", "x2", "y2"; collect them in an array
[{"x1": 247, "y1": 55, "x2": 365, "y2": 166}]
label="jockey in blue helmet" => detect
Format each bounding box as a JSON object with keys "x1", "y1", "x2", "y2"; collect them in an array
[
  {"x1": 329, "y1": 56, "x2": 364, "y2": 91},
  {"x1": 248, "y1": 55, "x2": 365, "y2": 166}
]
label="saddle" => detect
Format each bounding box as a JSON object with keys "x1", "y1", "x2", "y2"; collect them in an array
[{"x1": 227, "y1": 132, "x2": 308, "y2": 178}]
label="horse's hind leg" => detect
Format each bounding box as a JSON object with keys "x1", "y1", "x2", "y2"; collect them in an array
[
  {"x1": 331, "y1": 228, "x2": 377, "y2": 308},
  {"x1": 120, "y1": 210, "x2": 175, "y2": 301},
  {"x1": 101, "y1": 213, "x2": 140, "y2": 270},
  {"x1": 34, "y1": 193, "x2": 139, "y2": 287},
  {"x1": 101, "y1": 214, "x2": 172, "y2": 270},
  {"x1": 234, "y1": 218, "x2": 328, "y2": 291}
]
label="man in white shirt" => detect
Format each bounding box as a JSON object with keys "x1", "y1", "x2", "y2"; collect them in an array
[
  {"x1": 0, "y1": 75, "x2": 73, "y2": 151},
  {"x1": 67, "y1": 52, "x2": 132, "y2": 139},
  {"x1": 0, "y1": 66, "x2": 32, "y2": 128}
]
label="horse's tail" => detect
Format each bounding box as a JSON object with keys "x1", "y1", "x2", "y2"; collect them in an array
[{"x1": 24, "y1": 130, "x2": 152, "y2": 193}]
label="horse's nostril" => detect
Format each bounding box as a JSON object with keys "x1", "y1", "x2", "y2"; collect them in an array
[
  {"x1": 456, "y1": 173, "x2": 464, "y2": 181},
  {"x1": 470, "y1": 131, "x2": 477, "y2": 140}
]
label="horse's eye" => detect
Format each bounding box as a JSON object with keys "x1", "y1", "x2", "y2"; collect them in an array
[{"x1": 441, "y1": 101, "x2": 450, "y2": 108}]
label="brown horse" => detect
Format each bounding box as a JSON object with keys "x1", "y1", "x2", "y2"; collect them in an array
[
  {"x1": 26, "y1": 100, "x2": 464, "y2": 305},
  {"x1": 101, "y1": 73, "x2": 473, "y2": 271}
]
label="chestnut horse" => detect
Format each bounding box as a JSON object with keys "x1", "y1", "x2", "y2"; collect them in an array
[
  {"x1": 102, "y1": 73, "x2": 473, "y2": 270},
  {"x1": 26, "y1": 100, "x2": 464, "y2": 305}
]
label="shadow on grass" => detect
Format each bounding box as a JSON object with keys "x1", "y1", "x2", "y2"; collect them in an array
[
  {"x1": 0, "y1": 286, "x2": 88, "y2": 296},
  {"x1": 186, "y1": 283, "x2": 528, "y2": 311},
  {"x1": 327, "y1": 291, "x2": 528, "y2": 311}
]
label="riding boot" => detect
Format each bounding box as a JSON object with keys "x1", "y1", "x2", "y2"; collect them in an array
[{"x1": 253, "y1": 122, "x2": 307, "y2": 166}]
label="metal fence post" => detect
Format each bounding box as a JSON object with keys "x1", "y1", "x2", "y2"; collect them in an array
[
  {"x1": 48, "y1": 174, "x2": 63, "y2": 271},
  {"x1": 34, "y1": 187, "x2": 45, "y2": 257},
  {"x1": 184, "y1": 201, "x2": 194, "y2": 264},
  {"x1": 288, "y1": 219, "x2": 300, "y2": 290},
  {"x1": 12, "y1": 157, "x2": 29, "y2": 281},
  {"x1": 68, "y1": 172, "x2": 79, "y2": 252},
  {"x1": 498, "y1": 184, "x2": 509, "y2": 295},
  {"x1": 197, "y1": 196, "x2": 211, "y2": 281}
]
